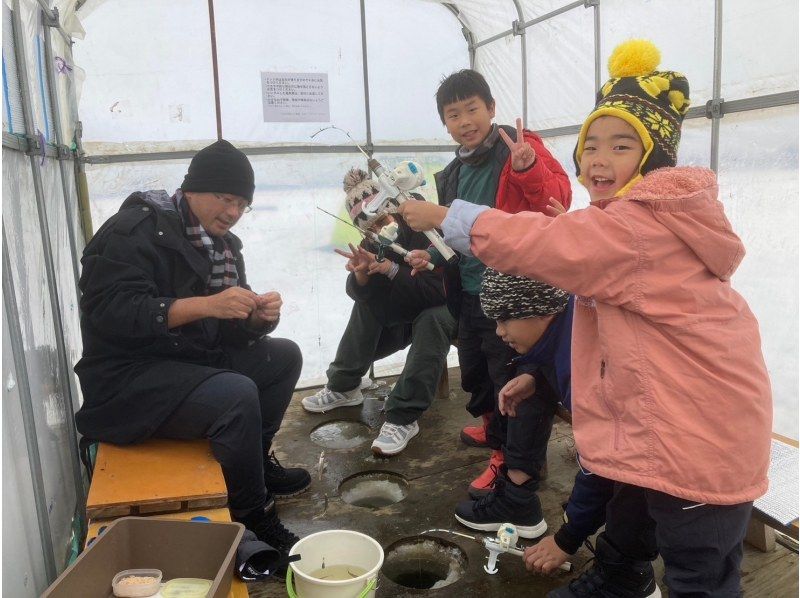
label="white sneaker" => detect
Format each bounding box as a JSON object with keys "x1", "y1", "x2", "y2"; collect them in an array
[
  {"x1": 301, "y1": 387, "x2": 364, "y2": 413},
  {"x1": 371, "y1": 421, "x2": 420, "y2": 457}
]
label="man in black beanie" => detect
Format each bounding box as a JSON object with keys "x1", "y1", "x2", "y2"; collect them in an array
[{"x1": 74, "y1": 139, "x2": 310, "y2": 566}]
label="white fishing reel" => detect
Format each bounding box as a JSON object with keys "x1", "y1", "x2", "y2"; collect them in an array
[{"x1": 483, "y1": 523, "x2": 523, "y2": 574}]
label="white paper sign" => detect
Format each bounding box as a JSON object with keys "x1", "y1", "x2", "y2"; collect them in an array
[
  {"x1": 261, "y1": 72, "x2": 330, "y2": 123},
  {"x1": 753, "y1": 439, "x2": 799, "y2": 526}
]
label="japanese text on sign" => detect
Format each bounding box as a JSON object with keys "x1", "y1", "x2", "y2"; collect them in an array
[{"x1": 261, "y1": 72, "x2": 330, "y2": 123}]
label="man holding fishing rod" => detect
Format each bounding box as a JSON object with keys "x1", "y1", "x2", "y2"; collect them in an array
[{"x1": 302, "y1": 167, "x2": 456, "y2": 457}]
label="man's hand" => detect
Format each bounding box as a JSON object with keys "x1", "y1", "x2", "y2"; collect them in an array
[
  {"x1": 206, "y1": 286, "x2": 258, "y2": 320},
  {"x1": 546, "y1": 196, "x2": 567, "y2": 217},
  {"x1": 397, "y1": 202, "x2": 448, "y2": 231},
  {"x1": 524, "y1": 536, "x2": 569, "y2": 574},
  {"x1": 498, "y1": 373, "x2": 536, "y2": 417},
  {"x1": 405, "y1": 249, "x2": 432, "y2": 274},
  {"x1": 499, "y1": 118, "x2": 536, "y2": 171},
  {"x1": 249, "y1": 291, "x2": 282, "y2": 326}
]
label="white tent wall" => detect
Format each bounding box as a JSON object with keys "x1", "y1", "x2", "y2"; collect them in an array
[
  {"x1": 72, "y1": 0, "x2": 800, "y2": 427},
  {"x1": 3, "y1": 0, "x2": 87, "y2": 593},
  {"x1": 524, "y1": 5, "x2": 595, "y2": 131},
  {"x1": 1, "y1": 1, "x2": 798, "y2": 592},
  {"x1": 3, "y1": 316, "x2": 51, "y2": 597},
  {"x1": 365, "y1": 0, "x2": 469, "y2": 144},
  {"x1": 475, "y1": 34, "x2": 524, "y2": 127},
  {"x1": 718, "y1": 104, "x2": 799, "y2": 436},
  {"x1": 3, "y1": 149, "x2": 82, "y2": 591}
]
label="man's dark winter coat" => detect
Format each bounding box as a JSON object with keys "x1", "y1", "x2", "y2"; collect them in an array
[{"x1": 74, "y1": 190, "x2": 271, "y2": 445}]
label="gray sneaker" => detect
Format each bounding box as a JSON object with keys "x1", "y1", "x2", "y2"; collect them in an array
[
  {"x1": 301, "y1": 387, "x2": 364, "y2": 413},
  {"x1": 371, "y1": 421, "x2": 420, "y2": 456}
]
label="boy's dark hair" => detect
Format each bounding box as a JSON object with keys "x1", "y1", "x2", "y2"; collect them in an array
[{"x1": 435, "y1": 69, "x2": 494, "y2": 123}]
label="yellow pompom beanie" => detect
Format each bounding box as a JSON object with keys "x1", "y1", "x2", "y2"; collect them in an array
[{"x1": 573, "y1": 39, "x2": 691, "y2": 194}]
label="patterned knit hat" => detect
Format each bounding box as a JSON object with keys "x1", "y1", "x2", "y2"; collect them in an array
[
  {"x1": 573, "y1": 39, "x2": 690, "y2": 196},
  {"x1": 343, "y1": 167, "x2": 398, "y2": 228},
  {"x1": 480, "y1": 268, "x2": 569, "y2": 321}
]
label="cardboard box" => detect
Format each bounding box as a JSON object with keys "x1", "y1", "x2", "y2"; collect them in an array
[{"x1": 42, "y1": 517, "x2": 244, "y2": 598}]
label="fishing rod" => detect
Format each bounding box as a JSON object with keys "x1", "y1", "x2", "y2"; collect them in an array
[
  {"x1": 317, "y1": 206, "x2": 434, "y2": 271},
  {"x1": 311, "y1": 126, "x2": 456, "y2": 264}
]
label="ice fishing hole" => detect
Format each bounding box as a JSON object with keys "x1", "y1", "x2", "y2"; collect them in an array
[
  {"x1": 310, "y1": 420, "x2": 371, "y2": 449},
  {"x1": 383, "y1": 536, "x2": 468, "y2": 590},
  {"x1": 338, "y1": 471, "x2": 409, "y2": 508}
]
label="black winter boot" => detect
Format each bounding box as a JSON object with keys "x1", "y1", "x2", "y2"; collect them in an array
[
  {"x1": 454, "y1": 467, "x2": 547, "y2": 539},
  {"x1": 263, "y1": 450, "x2": 311, "y2": 497},
  {"x1": 235, "y1": 502, "x2": 300, "y2": 578},
  {"x1": 547, "y1": 533, "x2": 661, "y2": 597}
]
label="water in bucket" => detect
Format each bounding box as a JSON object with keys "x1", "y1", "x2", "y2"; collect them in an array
[
  {"x1": 287, "y1": 530, "x2": 383, "y2": 598},
  {"x1": 309, "y1": 564, "x2": 367, "y2": 581}
]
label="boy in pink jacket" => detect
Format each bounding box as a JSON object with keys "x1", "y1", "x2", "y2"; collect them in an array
[{"x1": 399, "y1": 40, "x2": 772, "y2": 597}]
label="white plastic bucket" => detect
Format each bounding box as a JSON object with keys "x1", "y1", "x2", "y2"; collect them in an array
[{"x1": 286, "y1": 530, "x2": 384, "y2": 598}]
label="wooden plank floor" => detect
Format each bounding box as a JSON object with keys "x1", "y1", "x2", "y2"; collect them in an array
[{"x1": 246, "y1": 368, "x2": 798, "y2": 597}]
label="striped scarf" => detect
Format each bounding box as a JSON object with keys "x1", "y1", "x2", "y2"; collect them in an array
[{"x1": 173, "y1": 191, "x2": 239, "y2": 292}]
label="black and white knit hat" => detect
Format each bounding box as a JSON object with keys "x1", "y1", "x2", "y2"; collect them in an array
[
  {"x1": 343, "y1": 167, "x2": 399, "y2": 228},
  {"x1": 480, "y1": 268, "x2": 569, "y2": 320}
]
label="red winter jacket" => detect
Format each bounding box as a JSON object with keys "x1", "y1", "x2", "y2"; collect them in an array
[{"x1": 435, "y1": 126, "x2": 572, "y2": 215}]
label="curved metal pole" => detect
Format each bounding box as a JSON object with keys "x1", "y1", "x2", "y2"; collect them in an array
[
  {"x1": 359, "y1": 0, "x2": 372, "y2": 153},
  {"x1": 41, "y1": 8, "x2": 81, "y2": 295},
  {"x1": 510, "y1": 0, "x2": 528, "y2": 127},
  {"x1": 207, "y1": 0, "x2": 222, "y2": 140},
  {"x1": 443, "y1": 3, "x2": 476, "y2": 69},
  {"x1": 593, "y1": 1, "x2": 601, "y2": 91},
  {"x1": 710, "y1": 0, "x2": 723, "y2": 172}
]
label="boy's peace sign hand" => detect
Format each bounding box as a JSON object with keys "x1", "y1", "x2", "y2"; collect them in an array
[
  {"x1": 499, "y1": 118, "x2": 536, "y2": 172},
  {"x1": 334, "y1": 243, "x2": 372, "y2": 274}
]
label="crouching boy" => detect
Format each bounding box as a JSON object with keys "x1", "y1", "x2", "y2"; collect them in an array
[{"x1": 453, "y1": 268, "x2": 570, "y2": 538}]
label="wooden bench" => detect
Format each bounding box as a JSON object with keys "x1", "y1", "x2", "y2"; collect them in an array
[{"x1": 86, "y1": 439, "x2": 228, "y2": 519}]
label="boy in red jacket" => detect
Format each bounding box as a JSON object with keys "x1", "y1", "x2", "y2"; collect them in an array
[{"x1": 407, "y1": 70, "x2": 572, "y2": 504}]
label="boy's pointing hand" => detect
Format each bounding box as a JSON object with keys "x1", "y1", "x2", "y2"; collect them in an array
[{"x1": 499, "y1": 117, "x2": 536, "y2": 171}]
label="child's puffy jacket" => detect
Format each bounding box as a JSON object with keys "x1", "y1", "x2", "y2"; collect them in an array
[{"x1": 467, "y1": 167, "x2": 772, "y2": 505}]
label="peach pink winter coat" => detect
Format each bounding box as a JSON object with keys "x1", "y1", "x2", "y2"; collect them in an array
[{"x1": 469, "y1": 167, "x2": 772, "y2": 504}]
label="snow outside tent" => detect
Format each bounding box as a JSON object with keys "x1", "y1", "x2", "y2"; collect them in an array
[{"x1": 2, "y1": 0, "x2": 797, "y2": 594}]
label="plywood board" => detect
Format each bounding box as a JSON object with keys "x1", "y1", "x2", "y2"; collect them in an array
[{"x1": 86, "y1": 439, "x2": 227, "y2": 518}]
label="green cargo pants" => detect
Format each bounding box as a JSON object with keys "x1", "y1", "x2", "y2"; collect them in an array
[{"x1": 326, "y1": 302, "x2": 456, "y2": 425}]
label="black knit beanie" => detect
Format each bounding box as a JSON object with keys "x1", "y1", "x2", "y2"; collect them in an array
[
  {"x1": 480, "y1": 268, "x2": 569, "y2": 321},
  {"x1": 180, "y1": 139, "x2": 255, "y2": 202}
]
